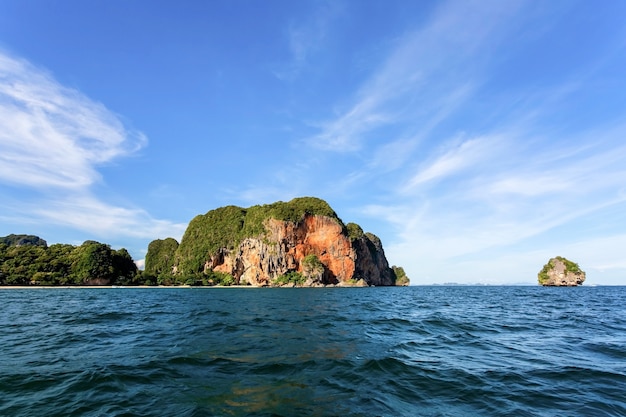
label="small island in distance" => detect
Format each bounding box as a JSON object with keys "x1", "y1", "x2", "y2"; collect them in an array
[
  {"x1": 0, "y1": 198, "x2": 410, "y2": 287},
  {"x1": 538, "y1": 256, "x2": 586, "y2": 286}
]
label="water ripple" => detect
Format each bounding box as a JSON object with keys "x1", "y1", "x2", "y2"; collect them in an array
[{"x1": 1, "y1": 287, "x2": 626, "y2": 416}]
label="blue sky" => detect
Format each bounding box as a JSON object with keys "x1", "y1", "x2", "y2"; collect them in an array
[{"x1": 1, "y1": 0, "x2": 626, "y2": 285}]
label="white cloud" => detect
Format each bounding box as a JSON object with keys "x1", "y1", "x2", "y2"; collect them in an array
[
  {"x1": 488, "y1": 176, "x2": 572, "y2": 197},
  {"x1": 380, "y1": 125, "x2": 626, "y2": 284},
  {"x1": 298, "y1": 0, "x2": 626, "y2": 285},
  {"x1": 304, "y1": 0, "x2": 526, "y2": 152},
  {"x1": 368, "y1": 138, "x2": 419, "y2": 172},
  {"x1": 350, "y1": 68, "x2": 626, "y2": 285},
  {"x1": 404, "y1": 136, "x2": 500, "y2": 189},
  {"x1": 0, "y1": 52, "x2": 146, "y2": 189},
  {"x1": 0, "y1": 50, "x2": 183, "y2": 242},
  {"x1": 308, "y1": 101, "x2": 392, "y2": 152},
  {"x1": 134, "y1": 259, "x2": 146, "y2": 270},
  {"x1": 274, "y1": 2, "x2": 343, "y2": 81},
  {"x1": 29, "y1": 194, "x2": 187, "y2": 240}
]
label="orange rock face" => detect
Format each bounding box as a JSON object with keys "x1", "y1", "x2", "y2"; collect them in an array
[
  {"x1": 288, "y1": 216, "x2": 355, "y2": 282},
  {"x1": 205, "y1": 214, "x2": 394, "y2": 286}
]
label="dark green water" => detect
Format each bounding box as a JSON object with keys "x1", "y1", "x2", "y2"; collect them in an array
[{"x1": 1, "y1": 286, "x2": 625, "y2": 416}]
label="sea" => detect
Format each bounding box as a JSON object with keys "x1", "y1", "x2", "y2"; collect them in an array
[{"x1": 1, "y1": 286, "x2": 625, "y2": 417}]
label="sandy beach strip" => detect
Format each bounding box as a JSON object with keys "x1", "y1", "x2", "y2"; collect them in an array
[{"x1": 0, "y1": 285, "x2": 258, "y2": 289}]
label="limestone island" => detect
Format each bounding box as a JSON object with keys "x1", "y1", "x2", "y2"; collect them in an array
[
  {"x1": 146, "y1": 197, "x2": 410, "y2": 287},
  {"x1": 0, "y1": 235, "x2": 138, "y2": 286},
  {"x1": 538, "y1": 256, "x2": 586, "y2": 286}
]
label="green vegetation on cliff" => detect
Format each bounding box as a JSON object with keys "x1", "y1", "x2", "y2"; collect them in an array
[
  {"x1": 273, "y1": 271, "x2": 306, "y2": 286},
  {"x1": 260, "y1": 197, "x2": 340, "y2": 223},
  {"x1": 345, "y1": 222, "x2": 365, "y2": 240},
  {"x1": 146, "y1": 196, "x2": 406, "y2": 287},
  {"x1": 175, "y1": 197, "x2": 343, "y2": 276},
  {"x1": 0, "y1": 237, "x2": 138, "y2": 286},
  {"x1": 302, "y1": 254, "x2": 324, "y2": 281},
  {"x1": 302, "y1": 254, "x2": 324, "y2": 272},
  {"x1": 271, "y1": 255, "x2": 325, "y2": 286},
  {"x1": 145, "y1": 238, "x2": 179, "y2": 277},
  {"x1": 538, "y1": 256, "x2": 584, "y2": 285},
  {"x1": 177, "y1": 205, "x2": 247, "y2": 275},
  {"x1": 392, "y1": 266, "x2": 410, "y2": 286}
]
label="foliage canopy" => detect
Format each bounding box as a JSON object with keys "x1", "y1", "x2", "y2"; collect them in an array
[
  {"x1": 175, "y1": 197, "x2": 343, "y2": 276},
  {"x1": 145, "y1": 238, "x2": 179, "y2": 277},
  {"x1": 392, "y1": 265, "x2": 410, "y2": 286},
  {"x1": 0, "y1": 238, "x2": 138, "y2": 286},
  {"x1": 345, "y1": 223, "x2": 365, "y2": 240}
]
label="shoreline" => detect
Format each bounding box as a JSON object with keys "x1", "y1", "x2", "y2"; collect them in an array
[
  {"x1": 0, "y1": 285, "x2": 258, "y2": 289},
  {"x1": 0, "y1": 284, "x2": 376, "y2": 289}
]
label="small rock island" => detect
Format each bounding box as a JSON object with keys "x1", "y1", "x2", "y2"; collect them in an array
[{"x1": 538, "y1": 256, "x2": 586, "y2": 286}]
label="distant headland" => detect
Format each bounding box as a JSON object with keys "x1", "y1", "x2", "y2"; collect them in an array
[
  {"x1": 0, "y1": 197, "x2": 410, "y2": 287},
  {"x1": 0, "y1": 236, "x2": 138, "y2": 286}
]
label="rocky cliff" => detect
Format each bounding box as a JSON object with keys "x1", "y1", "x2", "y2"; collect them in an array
[
  {"x1": 538, "y1": 256, "x2": 586, "y2": 286},
  {"x1": 146, "y1": 197, "x2": 406, "y2": 286}
]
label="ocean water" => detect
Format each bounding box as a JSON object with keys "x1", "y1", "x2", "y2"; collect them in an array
[{"x1": 1, "y1": 286, "x2": 625, "y2": 417}]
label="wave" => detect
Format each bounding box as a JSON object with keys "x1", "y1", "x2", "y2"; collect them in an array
[{"x1": 1, "y1": 286, "x2": 626, "y2": 416}]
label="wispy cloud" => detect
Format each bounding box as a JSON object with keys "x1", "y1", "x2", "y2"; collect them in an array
[
  {"x1": 378, "y1": 121, "x2": 626, "y2": 283},
  {"x1": 30, "y1": 195, "x2": 187, "y2": 241},
  {"x1": 303, "y1": 0, "x2": 626, "y2": 283},
  {"x1": 273, "y1": 2, "x2": 343, "y2": 81},
  {"x1": 403, "y1": 135, "x2": 508, "y2": 190},
  {"x1": 304, "y1": 0, "x2": 526, "y2": 152},
  {"x1": 0, "y1": 53, "x2": 146, "y2": 189},
  {"x1": 0, "y1": 50, "x2": 185, "y2": 241}
]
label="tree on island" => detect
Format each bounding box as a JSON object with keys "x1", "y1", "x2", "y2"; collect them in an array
[{"x1": 0, "y1": 236, "x2": 139, "y2": 286}]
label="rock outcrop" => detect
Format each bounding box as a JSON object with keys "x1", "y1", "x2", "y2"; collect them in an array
[
  {"x1": 146, "y1": 197, "x2": 406, "y2": 286},
  {"x1": 391, "y1": 266, "x2": 410, "y2": 286},
  {"x1": 538, "y1": 256, "x2": 586, "y2": 286}
]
